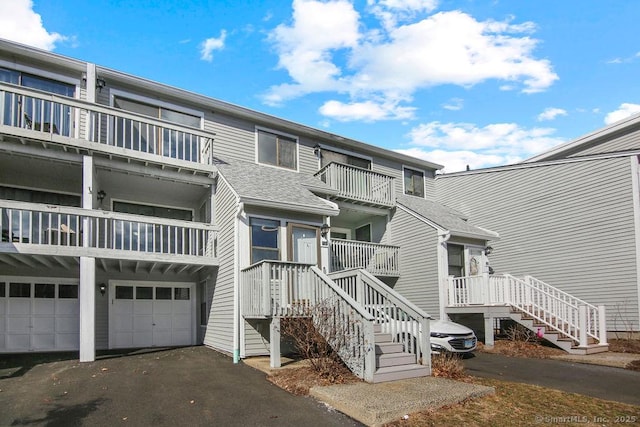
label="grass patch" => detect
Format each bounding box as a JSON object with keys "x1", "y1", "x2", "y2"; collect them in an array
[{"x1": 384, "y1": 377, "x2": 640, "y2": 426}]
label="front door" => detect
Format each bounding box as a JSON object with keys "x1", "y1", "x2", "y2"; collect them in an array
[
  {"x1": 466, "y1": 247, "x2": 485, "y2": 304},
  {"x1": 288, "y1": 224, "x2": 319, "y2": 264}
]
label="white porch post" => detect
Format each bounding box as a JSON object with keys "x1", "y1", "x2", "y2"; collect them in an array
[
  {"x1": 484, "y1": 315, "x2": 495, "y2": 347},
  {"x1": 270, "y1": 317, "x2": 281, "y2": 368},
  {"x1": 80, "y1": 155, "x2": 96, "y2": 362},
  {"x1": 598, "y1": 305, "x2": 608, "y2": 345},
  {"x1": 578, "y1": 305, "x2": 588, "y2": 348}
]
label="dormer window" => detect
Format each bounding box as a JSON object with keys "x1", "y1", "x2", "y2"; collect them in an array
[
  {"x1": 256, "y1": 128, "x2": 297, "y2": 171},
  {"x1": 403, "y1": 167, "x2": 425, "y2": 197}
]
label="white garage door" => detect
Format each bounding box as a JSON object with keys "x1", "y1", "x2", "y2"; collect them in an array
[
  {"x1": 110, "y1": 282, "x2": 194, "y2": 349},
  {"x1": 0, "y1": 279, "x2": 79, "y2": 352}
]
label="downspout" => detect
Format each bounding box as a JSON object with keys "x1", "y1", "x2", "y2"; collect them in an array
[
  {"x1": 437, "y1": 232, "x2": 451, "y2": 320},
  {"x1": 233, "y1": 201, "x2": 245, "y2": 364}
]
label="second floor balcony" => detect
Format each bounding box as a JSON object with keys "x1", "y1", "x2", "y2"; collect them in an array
[
  {"x1": 315, "y1": 162, "x2": 395, "y2": 208},
  {"x1": 0, "y1": 199, "x2": 218, "y2": 267},
  {"x1": 330, "y1": 238, "x2": 400, "y2": 277},
  {"x1": 0, "y1": 82, "x2": 215, "y2": 167}
]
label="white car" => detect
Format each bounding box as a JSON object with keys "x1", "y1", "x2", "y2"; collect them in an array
[
  {"x1": 371, "y1": 306, "x2": 477, "y2": 355},
  {"x1": 429, "y1": 319, "x2": 477, "y2": 354}
]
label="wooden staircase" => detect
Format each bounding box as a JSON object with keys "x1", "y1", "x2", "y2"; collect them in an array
[
  {"x1": 372, "y1": 323, "x2": 429, "y2": 383},
  {"x1": 508, "y1": 309, "x2": 609, "y2": 355}
]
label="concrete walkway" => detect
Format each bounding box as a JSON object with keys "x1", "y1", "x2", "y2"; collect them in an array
[
  {"x1": 244, "y1": 357, "x2": 494, "y2": 426},
  {"x1": 550, "y1": 351, "x2": 640, "y2": 369}
]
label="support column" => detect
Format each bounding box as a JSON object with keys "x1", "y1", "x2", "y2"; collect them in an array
[
  {"x1": 80, "y1": 256, "x2": 96, "y2": 362},
  {"x1": 270, "y1": 317, "x2": 281, "y2": 368},
  {"x1": 483, "y1": 315, "x2": 495, "y2": 347}
]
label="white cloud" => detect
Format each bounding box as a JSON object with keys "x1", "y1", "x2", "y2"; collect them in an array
[
  {"x1": 604, "y1": 103, "x2": 640, "y2": 125},
  {"x1": 0, "y1": 0, "x2": 66, "y2": 51},
  {"x1": 264, "y1": 4, "x2": 558, "y2": 118},
  {"x1": 200, "y1": 30, "x2": 227, "y2": 62},
  {"x1": 537, "y1": 107, "x2": 567, "y2": 121},
  {"x1": 442, "y1": 98, "x2": 464, "y2": 111},
  {"x1": 319, "y1": 98, "x2": 416, "y2": 121},
  {"x1": 402, "y1": 120, "x2": 564, "y2": 172}
]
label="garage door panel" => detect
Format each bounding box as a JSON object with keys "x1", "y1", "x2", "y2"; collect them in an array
[
  {"x1": 32, "y1": 334, "x2": 55, "y2": 350},
  {"x1": 33, "y1": 300, "x2": 55, "y2": 314},
  {"x1": 7, "y1": 334, "x2": 30, "y2": 350},
  {"x1": 56, "y1": 317, "x2": 79, "y2": 333},
  {"x1": 114, "y1": 300, "x2": 133, "y2": 316},
  {"x1": 56, "y1": 333, "x2": 78, "y2": 349},
  {"x1": 113, "y1": 332, "x2": 133, "y2": 348},
  {"x1": 154, "y1": 315, "x2": 172, "y2": 329},
  {"x1": 8, "y1": 300, "x2": 30, "y2": 315},
  {"x1": 57, "y1": 300, "x2": 78, "y2": 315},
  {"x1": 134, "y1": 301, "x2": 153, "y2": 314},
  {"x1": 133, "y1": 331, "x2": 152, "y2": 347},
  {"x1": 32, "y1": 316, "x2": 55, "y2": 333},
  {"x1": 133, "y1": 315, "x2": 153, "y2": 331},
  {"x1": 114, "y1": 315, "x2": 133, "y2": 331},
  {"x1": 7, "y1": 317, "x2": 30, "y2": 333},
  {"x1": 153, "y1": 300, "x2": 172, "y2": 314}
]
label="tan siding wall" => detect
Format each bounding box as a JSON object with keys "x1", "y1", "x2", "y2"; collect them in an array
[
  {"x1": 436, "y1": 157, "x2": 639, "y2": 330},
  {"x1": 203, "y1": 178, "x2": 237, "y2": 353},
  {"x1": 244, "y1": 319, "x2": 271, "y2": 356},
  {"x1": 388, "y1": 208, "x2": 440, "y2": 316}
]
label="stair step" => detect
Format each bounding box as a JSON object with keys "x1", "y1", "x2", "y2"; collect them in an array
[
  {"x1": 374, "y1": 332, "x2": 393, "y2": 343},
  {"x1": 376, "y1": 352, "x2": 417, "y2": 368},
  {"x1": 373, "y1": 324, "x2": 382, "y2": 333},
  {"x1": 373, "y1": 364, "x2": 429, "y2": 383},
  {"x1": 375, "y1": 342, "x2": 404, "y2": 355}
]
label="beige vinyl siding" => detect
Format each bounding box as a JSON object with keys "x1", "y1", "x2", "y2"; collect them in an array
[
  {"x1": 203, "y1": 178, "x2": 237, "y2": 353},
  {"x1": 436, "y1": 157, "x2": 639, "y2": 330},
  {"x1": 244, "y1": 319, "x2": 270, "y2": 356},
  {"x1": 206, "y1": 113, "x2": 255, "y2": 163},
  {"x1": 388, "y1": 207, "x2": 439, "y2": 316}
]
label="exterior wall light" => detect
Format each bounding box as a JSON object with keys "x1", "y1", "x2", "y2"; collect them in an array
[
  {"x1": 320, "y1": 223, "x2": 330, "y2": 238},
  {"x1": 99, "y1": 283, "x2": 106, "y2": 296}
]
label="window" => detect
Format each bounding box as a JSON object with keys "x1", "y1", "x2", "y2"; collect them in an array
[
  {"x1": 404, "y1": 167, "x2": 425, "y2": 197},
  {"x1": 174, "y1": 288, "x2": 190, "y2": 300},
  {"x1": 35, "y1": 283, "x2": 55, "y2": 298},
  {"x1": 320, "y1": 149, "x2": 371, "y2": 170},
  {"x1": 59, "y1": 284, "x2": 78, "y2": 299},
  {"x1": 113, "y1": 201, "x2": 192, "y2": 221},
  {"x1": 136, "y1": 286, "x2": 153, "y2": 300},
  {"x1": 9, "y1": 283, "x2": 30, "y2": 297},
  {"x1": 156, "y1": 287, "x2": 172, "y2": 300},
  {"x1": 0, "y1": 283, "x2": 5, "y2": 297},
  {"x1": 0, "y1": 186, "x2": 80, "y2": 207},
  {"x1": 355, "y1": 224, "x2": 371, "y2": 242},
  {"x1": 250, "y1": 218, "x2": 280, "y2": 263},
  {"x1": 0, "y1": 67, "x2": 75, "y2": 136},
  {"x1": 115, "y1": 286, "x2": 134, "y2": 299},
  {"x1": 447, "y1": 244, "x2": 465, "y2": 277},
  {"x1": 257, "y1": 129, "x2": 297, "y2": 170}
]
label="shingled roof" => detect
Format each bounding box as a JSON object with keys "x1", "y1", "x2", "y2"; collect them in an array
[{"x1": 397, "y1": 194, "x2": 498, "y2": 240}]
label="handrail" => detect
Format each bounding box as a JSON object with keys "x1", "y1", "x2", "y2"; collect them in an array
[
  {"x1": 329, "y1": 268, "x2": 431, "y2": 369},
  {"x1": 0, "y1": 199, "x2": 218, "y2": 258},
  {"x1": 314, "y1": 162, "x2": 395, "y2": 206},
  {"x1": 447, "y1": 273, "x2": 606, "y2": 346},
  {"x1": 240, "y1": 261, "x2": 376, "y2": 381},
  {"x1": 0, "y1": 82, "x2": 215, "y2": 164},
  {"x1": 330, "y1": 238, "x2": 400, "y2": 276}
]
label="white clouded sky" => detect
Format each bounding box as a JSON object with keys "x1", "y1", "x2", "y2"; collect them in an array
[{"x1": 2, "y1": 0, "x2": 640, "y2": 172}]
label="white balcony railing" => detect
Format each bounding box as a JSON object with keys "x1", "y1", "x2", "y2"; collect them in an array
[
  {"x1": 0, "y1": 82, "x2": 215, "y2": 165},
  {"x1": 0, "y1": 200, "x2": 217, "y2": 259},
  {"x1": 315, "y1": 162, "x2": 395, "y2": 207},
  {"x1": 330, "y1": 238, "x2": 399, "y2": 276}
]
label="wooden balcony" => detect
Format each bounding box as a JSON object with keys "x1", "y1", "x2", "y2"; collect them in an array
[
  {"x1": 315, "y1": 162, "x2": 395, "y2": 207},
  {"x1": 330, "y1": 238, "x2": 400, "y2": 276},
  {"x1": 0, "y1": 199, "x2": 218, "y2": 267},
  {"x1": 0, "y1": 82, "x2": 214, "y2": 166}
]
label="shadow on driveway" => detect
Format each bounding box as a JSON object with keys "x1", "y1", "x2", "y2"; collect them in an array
[{"x1": 0, "y1": 346, "x2": 362, "y2": 427}]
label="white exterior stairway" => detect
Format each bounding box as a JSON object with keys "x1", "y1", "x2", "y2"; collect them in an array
[
  {"x1": 447, "y1": 273, "x2": 608, "y2": 355},
  {"x1": 242, "y1": 262, "x2": 431, "y2": 383}
]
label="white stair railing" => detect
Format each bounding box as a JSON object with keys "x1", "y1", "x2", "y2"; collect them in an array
[
  {"x1": 330, "y1": 269, "x2": 431, "y2": 371},
  {"x1": 447, "y1": 273, "x2": 607, "y2": 347},
  {"x1": 241, "y1": 261, "x2": 377, "y2": 382},
  {"x1": 329, "y1": 238, "x2": 400, "y2": 276}
]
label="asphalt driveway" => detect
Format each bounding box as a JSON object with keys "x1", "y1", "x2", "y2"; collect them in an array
[
  {"x1": 0, "y1": 346, "x2": 362, "y2": 427},
  {"x1": 463, "y1": 352, "x2": 640, "y2": 406}
]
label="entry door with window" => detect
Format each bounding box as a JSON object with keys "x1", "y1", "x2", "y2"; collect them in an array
[
  {"x1": 466, "y1": 247, "x2": 485, "y2": 304},
  {"x1": 288, "y1": 224, "x2": 319, "y2": 265}
]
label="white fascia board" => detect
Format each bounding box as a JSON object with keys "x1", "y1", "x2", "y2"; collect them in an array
[
  {"x1": 526, "y1": 113, "x2": 640, "y2": 162},
  {"x1": 238, "y1": 196, "x2": 340, "y2": 217}
]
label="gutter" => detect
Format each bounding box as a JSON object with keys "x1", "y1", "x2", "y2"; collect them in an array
[{"x1": 238, "y1": 197, "x2": 340, "y2": 217}]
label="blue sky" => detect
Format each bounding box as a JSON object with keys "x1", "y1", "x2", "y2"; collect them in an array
[{"x1": 2, "y1": 0, "x2": 640, "y2": 171}]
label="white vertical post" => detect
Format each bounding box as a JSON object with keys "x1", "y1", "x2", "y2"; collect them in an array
[
  {"x1": 80, "y1": 155, "x2": 96, "y2": 362},
  {"x1": 484, "y1": 315, "x2": 495, "y2": 347},
  {"x1": 363, "y1": 320, "x2": 376, "y2": 382},
  {"x1": 578, "y1": 305, "x2": 588, "y2": 348},
  {"x1": 598, "y1": 305, "x2": 607, "y2": 345},
  {"x1": 270, "y1": 317, "x2": 281, "y2": 368},
  {"x1": 419, "y1": 316, "x2": 431, "y2": 374},
  {"x1": 262, "y1": 262, "x2": 271, "y2": 316}
]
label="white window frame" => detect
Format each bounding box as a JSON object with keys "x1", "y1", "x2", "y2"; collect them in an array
[
  {"x1": 316, "y1": 144, "x2": 373, "y2": 169},
  {"x1": 255, "y1": 126, "x2": 299, "y2": 172},
  {"x1": 402, "y1": 165, "x2": 426, "y2": 198},
  {"x1": 329, "y1": 227, "x2": 352, "y2": 240}
]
